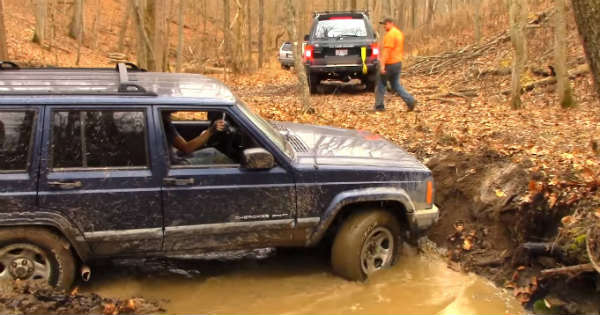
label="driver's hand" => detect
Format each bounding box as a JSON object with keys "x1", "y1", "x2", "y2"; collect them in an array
[{"x1": 213, "y1": 119, "x2": 226, "y2": 132}]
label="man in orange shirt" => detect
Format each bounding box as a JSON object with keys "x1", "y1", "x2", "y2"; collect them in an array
[{"x1": 374, "y1": 18, "x2": 416, "y2": 112}]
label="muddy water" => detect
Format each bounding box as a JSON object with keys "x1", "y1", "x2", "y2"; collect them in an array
[{"x1": 83, "y1": 250, "x2": 524, "y2": 315}]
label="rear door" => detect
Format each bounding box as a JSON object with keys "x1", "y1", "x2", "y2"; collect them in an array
[
  {"x1": 38, "y1": 105, "x2": 163, "y2": 256},
  {"x1": 0, "y1": 107, "x2": 41, "y2": 215}
]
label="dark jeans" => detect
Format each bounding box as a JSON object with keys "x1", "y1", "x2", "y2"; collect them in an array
[{"x1": 375, "y1": 62, "x2": 415, "y2": 109}]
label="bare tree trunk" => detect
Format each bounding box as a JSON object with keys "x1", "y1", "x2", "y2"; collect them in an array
[
  {"x1": 33, "y1": 0, "x2": 48, "y2": 44},
  {"x1": 131, "y1": 0, "x2": 156, "y2": 70},
  {"x1": 224, "y1": 0, "x2": 230, "y2": 78},
  {"x1": 509, "y1": 0, "x2": 528, "y2": 109},
  {"x1": 571, "y1": 0, "x2": 600, "y2": 98},
  {"x1": 75, "y1": 10, "x2": 83, "y2": 65},
  {"x1": 426, "y1": 0, "x2": 435, "y2": 25},
  {"x1": 553, "y1": 0, "x2": 576, "y2": 107},
  {"x1": 284, "y1": 0, "x2": 311, "y2": 113},
  {"x1": 69, "y1": 0, "x2": 84, "y2": 39},
  {"x1": 395, "y1": 0, "x2": 404, "y2": 29},
  {"x1": 91, "y1": 0, "x2": 101, "y2": 49},
  {"x1": 473, "y1": 0, "x2": 481, "y2": 42},
  {"x1": 154, "y1": 0, "x2": 168, "y2": 71},
  {"x1": 411, "y1": 0, "x2": 416, "y2": 29},
  {"x1": 0, "y1": 0, "x2": 8, "y2": 60},
  {"x1": 246, "y1": 0, "x2": 252, "y2": 71},
  {"x1": 176, "y1": 0, "x2": 184, "y2": 72},
  {"x1": 118, "y1": 0, "x2": 132, "y2": 52},
  {"x1": 258, "y1": 0, "x2": 264, "y2": 68},
  {"x1": 231, "y1": 0, "x2": 245, "y2": 73}
]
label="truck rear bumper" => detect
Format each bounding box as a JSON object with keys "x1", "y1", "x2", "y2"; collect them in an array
[
  {"x1": 407, "y1": 205, "x2": 439, "y2": 232},
  {"x1": 305, "y1": 63, "x2": 378, "y2": 75}
]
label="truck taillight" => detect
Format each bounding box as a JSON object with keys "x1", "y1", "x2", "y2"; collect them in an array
[
  {"x1": 304, "y1": 45, "x2": 314, "y2": 62},
  {"x1": 371, "y1": 43, "x2": 380, "y2": 58}
]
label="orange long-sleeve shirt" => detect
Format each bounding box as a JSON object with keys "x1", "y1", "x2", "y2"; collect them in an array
[{"x1": 381, "y1": 26, "x2": 404, "y2": 65}]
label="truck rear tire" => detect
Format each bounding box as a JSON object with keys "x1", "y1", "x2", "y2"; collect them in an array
[
  {"x1": 0, "y1": 227, "x2": 76, "y2": 290},
  {"x1": 308, "y1": 74, "x2": 320, "y2": 94},
  {"x1": 331, "y1": 209, "x2": 402, "y2": 281}
]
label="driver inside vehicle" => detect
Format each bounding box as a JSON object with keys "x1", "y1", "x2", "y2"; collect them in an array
[{"x1": 162, "y1": 111, "x2": 235, "y2": 165}]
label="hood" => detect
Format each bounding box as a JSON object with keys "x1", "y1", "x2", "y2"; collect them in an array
[{"x1": 277, "y1": 122, "x2": 426, "y2": 169}]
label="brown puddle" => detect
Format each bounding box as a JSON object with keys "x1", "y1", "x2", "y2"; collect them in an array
[{"x1": 83, "y1": 249, "x2": 524, "y2": 315}]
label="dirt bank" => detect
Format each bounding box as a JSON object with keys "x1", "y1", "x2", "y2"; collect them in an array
[
  {"x1": 426, "y1": 149, "x2": 600, "y2": 314},
  {"x1": 0, "y1": 280, "x2": 163, "y2": 315}
]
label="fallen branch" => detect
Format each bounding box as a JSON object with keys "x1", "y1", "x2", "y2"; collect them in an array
[
  {"x1": 406, "y1": 10, "x2": 551, "y2": 75},
  {"x1": 540, "y1": 263, "x2": 595, "y2": 276},
  {"x1": 501, "y1": 64, "x2": 589, "y2": 95},
  {"x1": 426, "y1": 97, "x2": 459, "y2": 105}
]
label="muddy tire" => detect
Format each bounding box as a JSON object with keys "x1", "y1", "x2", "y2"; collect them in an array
[
  {"x1": 308, "y1": 74, "x2": 320, "y2": 94},
  {"x1": 365, "y1": 78, "x2": 376, "y2": 92},
  {"x1": 331, "y1": 209, "x2": 402, "y2": 281},
  {"x1": 0, "y1": 227, "x2": 76, "y2": 290}
]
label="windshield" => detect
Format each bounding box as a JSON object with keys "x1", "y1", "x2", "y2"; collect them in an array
[
  {"x1": 314, "y1": 19, "x2": 368, "y2": 39},
  {"x1": 237, "y1": 103, "x2": 294, "y2": 160}
]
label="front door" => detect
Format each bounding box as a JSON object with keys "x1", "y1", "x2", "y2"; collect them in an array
[
  {"x1": 155, "y1": 106, "x2": 296, "y2": 253},
  {"x1": 38, "y1": 106, "x2": 163, "y2": 256}
]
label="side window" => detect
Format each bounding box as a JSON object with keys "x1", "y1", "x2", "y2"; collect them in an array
[
  {"x1": 51, "y1": 110, "x2": 148, "y2": 169},
  {"x1": 0, "y1": 111, "x2": 35, "y2": 172},
  {"x1": 160, "y1": 109, "x2": 262, "y2": 167}
]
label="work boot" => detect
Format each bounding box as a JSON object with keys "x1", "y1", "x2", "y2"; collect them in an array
[
  {"x1": 374, "y1": 105, "x2": 385, "y2": 111},
  {"x1": 407, "y1": 100, "x2": 417, "y2": 112}
]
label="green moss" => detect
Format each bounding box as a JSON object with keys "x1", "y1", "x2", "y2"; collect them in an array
[
  {"x1": 574, "y1": 234, "x2": 587, "y2": 247},
  {"x1": 533, "y1": 300, "x2": 551, "y2": 314}
]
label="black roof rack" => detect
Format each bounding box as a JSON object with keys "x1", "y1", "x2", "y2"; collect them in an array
[
  {"x1": 0, "y1": 61, "x2": 157, "y2": 96},
  {"x1": 313, "y1": 10, "x2": 369, "y2": 17}
]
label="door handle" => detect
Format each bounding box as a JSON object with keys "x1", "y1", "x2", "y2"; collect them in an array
[
  {"x1": 48, "y1": 181, "x2": 83, "y2": 190},
  {"x1": 163, "y1": 177, "x2": 195, "y2": 186}
]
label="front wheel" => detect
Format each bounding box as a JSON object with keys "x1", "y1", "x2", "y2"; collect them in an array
[
  {"x1": 331, "y1": 209, "x2": 402, "y2": 281},
  {"x1": 0, "y1": 227, "x2": 76, "y2": 290}
]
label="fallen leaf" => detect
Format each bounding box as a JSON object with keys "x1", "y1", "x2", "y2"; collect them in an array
[
  {"x1": 495, "y1": 189, "x2": 506, "y2": 197},
  {"x1": 561, "y1": 216, "x2": 574, "y2": 225},
  {"x1": 463, "y1": 238, "x2": 473, "y2": 251},
  {"x1": 547, "y1": 193, "x2": 558, "y2": 208}
]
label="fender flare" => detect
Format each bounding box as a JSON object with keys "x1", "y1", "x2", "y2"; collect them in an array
[
  {"x1": 0, "y1": 211, "x2": 91, "y2": 261},
  {"x1": 307, "y1": 187, "x2": 415, "y2": 246}
]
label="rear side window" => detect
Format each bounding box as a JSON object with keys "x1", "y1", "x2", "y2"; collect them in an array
[
  {"x1": 313, "y1": 19, "x2": 368, "y2": 39},
  {"x1": 282, "y1": 43, "x2": 293, "y2": 51},
  {"x1": 51, "y1": 110, "x2": 148, "y2": 169},
  {"x1": 0, "y1": 111, "x2": 35, "y2": 171}
]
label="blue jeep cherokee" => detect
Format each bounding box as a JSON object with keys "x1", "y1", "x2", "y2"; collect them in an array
[{"x1": 0, "y1": 62, "x2": 438, "y2": 289}]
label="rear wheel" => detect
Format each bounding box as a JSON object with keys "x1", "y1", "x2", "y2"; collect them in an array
[
  {"x1": 308, "y1": 74, "x2": 320, "y2": 94},
  {"x1": 0, "y1": 227, "x2": 76, "y2": 290},
  {"x1": 331, "y1": 209, "x2": 402, "y2": 281},
  {"x1": 365, "y1": 79, "x2": 376, "y2": 92}
]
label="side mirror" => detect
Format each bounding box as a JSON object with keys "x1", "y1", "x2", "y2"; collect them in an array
[
  {"x1": 304, "y1": 34, "x2": 310, "y2": 41},
  {"x1": 241, "y1": 148, "x2": 275, "y2": 170}
]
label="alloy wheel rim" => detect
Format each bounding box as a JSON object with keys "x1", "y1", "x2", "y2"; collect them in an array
[
  {"x1": 0, "y1": 243, "x2": 51, "y2": 282},
  {"x1": 360, "y1": 227, "x2": 394, "y2": 275}
]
